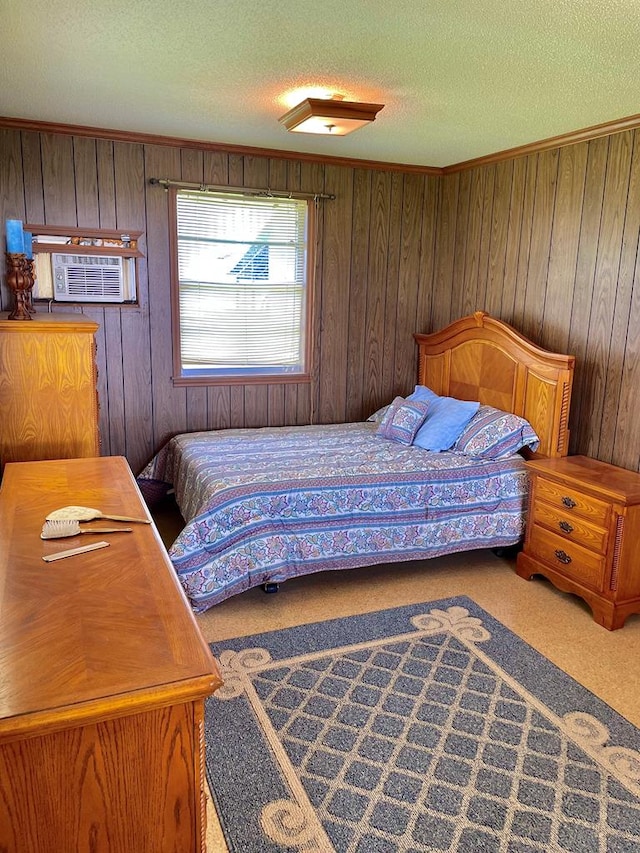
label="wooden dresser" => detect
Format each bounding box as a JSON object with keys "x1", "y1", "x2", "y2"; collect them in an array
[
  {"x1": 0, "y1": 456, "x2": 222, "y2": 852},
  {"x1": 517, "y1": 455, "x2": 640, "y2": 630},
  {"x1": 0, "y1": 312, "x2": 100, "y2": 468}
]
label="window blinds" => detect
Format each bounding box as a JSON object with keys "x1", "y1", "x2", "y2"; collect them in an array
[{"x1": 175, "y1": 190, "x2": 309, "y2": 377}]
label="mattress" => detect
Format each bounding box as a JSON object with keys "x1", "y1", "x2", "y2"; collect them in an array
[{"x1": 139, "y1": 422, "x2": 529, "y2": 611}]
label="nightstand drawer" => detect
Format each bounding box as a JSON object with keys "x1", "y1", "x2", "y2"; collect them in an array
[
  {"x1": 535, "y1": 478, "x2": 610, "y2": 527},
  {"x1": 518, "y1": 455, "x2": 640, "y2": 629},
  {"x1": 531, "y1": 501, "x2": 608, "y2": 553},
  {"x1": 527, "y1": 525, "x2": 606, "y2": 591}
]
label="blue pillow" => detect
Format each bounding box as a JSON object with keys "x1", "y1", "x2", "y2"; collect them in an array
[
  {"x1": 412, "y1": 395, "x2": 480, "y2": 451},
  {"x1": 407, "y1": 384, "x2": 439, "y2": 404}
]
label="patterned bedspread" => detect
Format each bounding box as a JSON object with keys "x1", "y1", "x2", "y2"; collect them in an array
[{"x1": 139, "y1": 423, "x2": 529, "y2": 611}]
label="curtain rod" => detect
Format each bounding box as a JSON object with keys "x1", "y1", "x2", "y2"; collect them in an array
[{"x1": 149, "y1": 177, "x2": 335, "y2": 201}]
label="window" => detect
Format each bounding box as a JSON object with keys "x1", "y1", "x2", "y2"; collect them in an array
[{"x1": 171, "y1": 188, "x2": 312, "y2": 384}]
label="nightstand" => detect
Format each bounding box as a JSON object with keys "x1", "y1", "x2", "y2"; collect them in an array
[{"x1": 516, "y1": 455, "x2": 640, "y2": 630}]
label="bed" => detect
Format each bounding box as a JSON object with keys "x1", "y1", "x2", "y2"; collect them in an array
[{"x1": 139, "y1": 312, "x2": 575, "y2": 612}]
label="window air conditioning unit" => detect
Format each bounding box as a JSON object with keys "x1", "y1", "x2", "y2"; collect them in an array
[{"x1": 52, "y1": 253, "x2": 126, "y2": 302}]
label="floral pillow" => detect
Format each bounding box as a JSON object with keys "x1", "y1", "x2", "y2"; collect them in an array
[
  {"x1": 452, "y1": 405, "x2": 540, "y2": 458},
  {"x1": 366, "y1": 404, "x2": 390, "y2": 423},
  {"x1": 376, "y1": 397, "x2": 431, "y2": 445}
]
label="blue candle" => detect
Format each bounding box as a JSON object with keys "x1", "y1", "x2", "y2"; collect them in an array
[
  {"x1": 23, "y1": 231, "x2": 33, "y2": 260},
  {"x1": 5, "y1": 219, "x2": 24, "y2": 253}
]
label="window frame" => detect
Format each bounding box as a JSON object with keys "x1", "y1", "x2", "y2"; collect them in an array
[{"x1": 168, "y1": 186, "x2": 315, "y2": 387}]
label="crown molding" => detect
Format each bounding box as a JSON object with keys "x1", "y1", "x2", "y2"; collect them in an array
[
  {"x1": 0, "y1": 116, "x2": 441, "y2": 176},
  {"x1": 442, "y1": 112, "x2": 640, "y2": 174},
  {"x1": 2, "y1": 112, "x2": 640, "y2": 176}
]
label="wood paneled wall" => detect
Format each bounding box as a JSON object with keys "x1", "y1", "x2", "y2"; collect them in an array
[
  {"x1": 2, "y1": 124, "x2": 640, "y2": 475},
  {"x1": 431, "y1": 130, "x2": 640, "y2": 472},
  {"x1": 0, "y1": 129, "x2": 438, "y2": 473}
]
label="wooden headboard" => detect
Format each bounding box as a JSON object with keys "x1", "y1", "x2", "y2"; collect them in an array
[{"x1": 414, "y1": 312, "x2": 575, "y2": 458}]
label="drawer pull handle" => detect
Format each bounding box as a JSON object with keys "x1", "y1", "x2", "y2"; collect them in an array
[
  {"x1": 559, "y1": 521, "x2": 574, "y2": 534},
  {"x1": 554, "y1": 549, "x2": 572, "y2": 564},
  {"x1": 562, "y1": 496, "x2": 577, "y2": 508}
]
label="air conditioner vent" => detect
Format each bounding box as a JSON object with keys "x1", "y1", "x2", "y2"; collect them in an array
[{"x1": 52, "y1": 254, "x2": 126, "y2": 302}]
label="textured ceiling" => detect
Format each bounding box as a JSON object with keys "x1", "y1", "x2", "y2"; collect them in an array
[{"x1": 1, "y1": 0, "x2": 639, "y2": 168}]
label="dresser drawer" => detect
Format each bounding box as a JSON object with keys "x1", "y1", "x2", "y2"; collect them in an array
[
  {"x1": 531, "y1": 501, "x2": 608, "y2": 553},
  {"x1": 527, "y1": 525, "x2": 606, "y2": 591},
  {"x1": 535, "y1": 477, "x2": 610, "y2": 527}
]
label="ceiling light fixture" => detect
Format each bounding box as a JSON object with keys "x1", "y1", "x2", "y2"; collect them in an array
[{"x1": 278, "y1": 97, "x2": 384, "y2": 136}]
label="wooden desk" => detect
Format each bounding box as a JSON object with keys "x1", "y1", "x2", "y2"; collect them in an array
[{"x1": 0, "y1": 456, "x2": 222, "y2": 852}]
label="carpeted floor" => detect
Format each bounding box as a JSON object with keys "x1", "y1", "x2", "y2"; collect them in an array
[
  {"x1": 204, "y1": 596, "x2": 640, "y2": 853},
  {"x1": 151, "y1": 495, "x2": 640, "y2": 852}
]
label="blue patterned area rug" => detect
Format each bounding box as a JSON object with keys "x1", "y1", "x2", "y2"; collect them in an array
[{"x1": 205, "y1": 597, "x2": 640, "y2": 852}]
